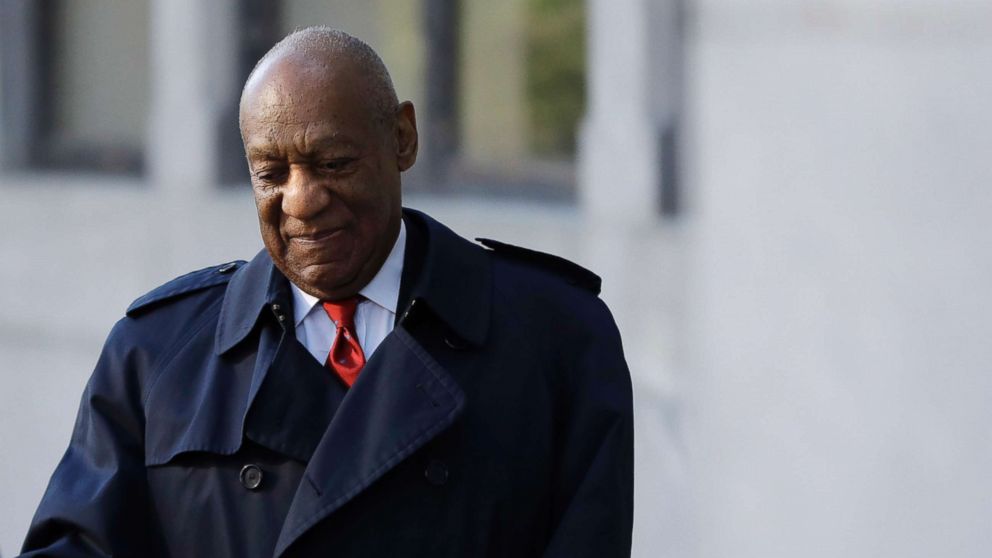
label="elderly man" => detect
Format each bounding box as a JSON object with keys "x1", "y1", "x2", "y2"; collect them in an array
[{"x1": 21, "y1": 28, "x2": 633, "y2": 557}]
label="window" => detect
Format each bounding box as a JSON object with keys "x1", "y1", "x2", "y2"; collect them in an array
[{"x1": 1, "y1": 0, "x2": 149, "y2": 175}]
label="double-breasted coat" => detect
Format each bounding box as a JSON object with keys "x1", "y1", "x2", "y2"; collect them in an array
[{"x1": 21, "y1": 209, "x2": 634, "y2": 557}]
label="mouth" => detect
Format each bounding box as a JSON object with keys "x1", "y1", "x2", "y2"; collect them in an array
[{"x1": 291, "y1": 227, "x2": 343, "y2": 243}]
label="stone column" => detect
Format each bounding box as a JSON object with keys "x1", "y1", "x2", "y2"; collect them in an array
[
  {"x1": 579, "y1": 0, "x2": 681, "y2": 222},
  {"x1": 147, "y1": 0, "x2": 238, "y2": 194},
  {"x1": 578, "y1": 5, "x2": 690, "y2": 558}
]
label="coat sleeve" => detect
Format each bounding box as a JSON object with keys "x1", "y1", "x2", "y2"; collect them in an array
[
  {"x1": 543, "y1": 298, "x2": 635, "y2": 557},
  {"x1": 20, "y1": 320, "x2": 160, "y2": 557}
]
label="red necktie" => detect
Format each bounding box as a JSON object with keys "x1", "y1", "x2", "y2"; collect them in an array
[{"x1": 322, "y1": 297, "x2": 366, "y2": 387}]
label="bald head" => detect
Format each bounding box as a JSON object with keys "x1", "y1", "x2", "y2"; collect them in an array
[{"x1": 239, "y1": 27, "x2": 399, "y2": 132}]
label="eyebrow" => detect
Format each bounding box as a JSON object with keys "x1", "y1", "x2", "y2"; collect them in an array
[{"x1": 245, "y1": 146, "x2": 281, "y2": 160}]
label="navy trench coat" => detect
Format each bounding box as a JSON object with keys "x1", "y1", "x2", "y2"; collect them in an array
[{"x1": 21, "y1": 209, "x2": 634, "y2": 557}]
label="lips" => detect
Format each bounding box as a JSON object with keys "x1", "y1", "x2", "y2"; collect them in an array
[
  {"x1": 285, "y1": 227, "x2": 354, "y2": 265},
  {"x1": 290, "y1": 228, "x2": 344, "y2": 244}
]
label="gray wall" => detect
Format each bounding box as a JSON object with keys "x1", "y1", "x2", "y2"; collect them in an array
[{"x1": 685, "y1": 1, "x2": 992, "y2": 556}]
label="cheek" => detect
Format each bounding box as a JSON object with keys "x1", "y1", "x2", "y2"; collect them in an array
[
  {"x1": 352, "y1": 167, "x2": 400, "y2": 209},
  {"x1": 253, "y1": 189, "x2": 279, "y2": 218},
  {"x1": 253, "y1": 192, "x2": 285, "y2": 241}
]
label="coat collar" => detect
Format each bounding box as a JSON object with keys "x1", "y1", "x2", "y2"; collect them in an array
[
  {"x1": 214, "y1": 247, "x2": 289, "y2": 355},
  {"x1": 400, "y1": 208, "x2": 491, "y2": 347},
  {"x1": 214, "y1": 207, "x2": 491, "y2": 355}
]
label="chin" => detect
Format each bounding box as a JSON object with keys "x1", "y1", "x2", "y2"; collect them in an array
[{"x1": 302, "y1": 265, "x2": 365, "y2": 298}]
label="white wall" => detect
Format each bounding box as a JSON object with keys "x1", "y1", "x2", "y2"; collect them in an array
[{"x1": 685, "y1": 1, "x2": 992, "y2": 556}]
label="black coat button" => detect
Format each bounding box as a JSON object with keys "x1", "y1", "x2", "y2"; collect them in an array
[
  {"x1": 240, "y1": 464, "x2": 263, "y2": 490},
  {"x1": 425, "y1": 460, "x2": 449, "y2": 486}
]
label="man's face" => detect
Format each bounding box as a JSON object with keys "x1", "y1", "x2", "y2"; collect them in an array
[{"x1": 240, "y1": 57, "x2": 417, "y2": 300}]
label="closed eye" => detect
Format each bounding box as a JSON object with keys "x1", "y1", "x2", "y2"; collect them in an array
[
  {"x1": 320, "y1": 159, "x2": 355, "y2": 172},
  {"x1": 252, "y1": 167, "x2": 287, "y2": 184}
]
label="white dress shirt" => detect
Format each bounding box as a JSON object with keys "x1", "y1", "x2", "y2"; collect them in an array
[{"x1": 289, "y1": 221, "x2": 406, "y2": 366}]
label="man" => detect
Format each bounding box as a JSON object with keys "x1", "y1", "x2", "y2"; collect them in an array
[{"x1": 21, "y1": 28, "x2": 633, "y2": 557}]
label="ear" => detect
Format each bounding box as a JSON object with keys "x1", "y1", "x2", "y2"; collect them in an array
[{"x1": 394, "y1": 101, "x2": 419, "y2": 171}]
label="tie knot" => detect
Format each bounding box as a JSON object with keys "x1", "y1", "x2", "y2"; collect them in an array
[{"x1": 322, "y1": 296, "x2": 360, "y2": 328}]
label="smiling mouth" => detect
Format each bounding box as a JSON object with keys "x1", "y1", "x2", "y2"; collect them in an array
[{"x1": 291, "y1": 228, "x2": 344, "y2": 244}]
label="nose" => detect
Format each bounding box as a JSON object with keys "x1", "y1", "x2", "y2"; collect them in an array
[{"x1": 281, "y1": 167, "x2": 331, "y2": 220}]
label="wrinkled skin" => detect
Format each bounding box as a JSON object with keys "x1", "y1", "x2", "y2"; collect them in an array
[{"x1": 239, "y1": 53, "x2": 418, "y2": 300}]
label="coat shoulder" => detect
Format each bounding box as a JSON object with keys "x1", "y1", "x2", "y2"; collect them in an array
[
  {"x1": 125, "y1": 260, "x2": 245, "y2": 317},
  {"x1": 476, "y1": 238, "x2": 602, "y2": 295}
]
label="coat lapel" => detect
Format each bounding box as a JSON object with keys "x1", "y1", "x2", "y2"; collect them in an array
[
  {"x1": 274, "y1": 325, "x2": 466, "y2": 556},
  {"x1": 213, "y1": 249, "x2": 349, "y2": 464},
  {"x1": 243, "y1": 331, "x2": 348, "y2": 463}
]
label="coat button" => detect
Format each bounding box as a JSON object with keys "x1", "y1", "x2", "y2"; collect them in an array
[
  {"x1": 240, "y1": 464, "x2": 263, "y2": 490},
  {"x1": 425, "y1": 460, "x2": 449, "y2": 486}
]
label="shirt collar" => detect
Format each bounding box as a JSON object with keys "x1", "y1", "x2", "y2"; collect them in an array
[
  {"x1": 359, "y1": 219, "x2": 406, "y2": 313},
  {"x1": 289, "y1": 220, "x2": 406, "y2": 327}
]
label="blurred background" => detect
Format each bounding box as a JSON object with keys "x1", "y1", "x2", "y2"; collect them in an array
[{"x1": 1, "y1": 0, "x2": 991, "y2": 556}]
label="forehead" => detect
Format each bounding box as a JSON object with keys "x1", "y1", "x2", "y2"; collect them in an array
[{"x1": 240, "y1": 55, "x2": 378, "y2": 144}]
